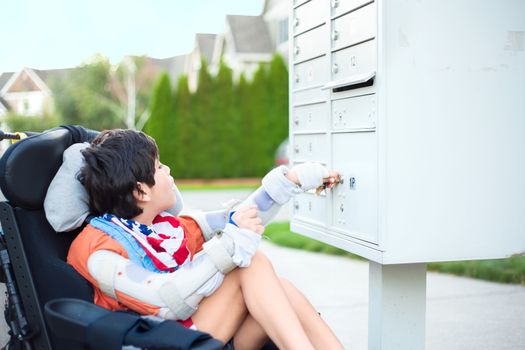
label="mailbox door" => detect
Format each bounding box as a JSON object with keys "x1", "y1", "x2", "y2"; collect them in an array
[
  {"x1": 293, "y1": 102, "x2": 328, "y2": 132},
  {"x1": 331, "y1": 131, "x2": 378, "y2": 244},
  {"x1": 293, "y1": 192, "x2": 327, "y2": 226}
]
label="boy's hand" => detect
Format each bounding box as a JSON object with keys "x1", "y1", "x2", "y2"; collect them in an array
[
  {"x1": 323, "y1": 171, "x2": 342, "y2": 189},
  {"x1": 231, "y1": 205, "x2": 264, "y2": 235},
  {"x1": 287, "y1": 162, "x2": 341, "y2": 191}
]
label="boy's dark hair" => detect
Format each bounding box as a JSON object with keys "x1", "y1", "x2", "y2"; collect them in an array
[{"x1": 78, "y1": 129, "x2": 159, "y2": 218}]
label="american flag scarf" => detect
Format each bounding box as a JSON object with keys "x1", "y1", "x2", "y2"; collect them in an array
[{"x1": 102, "y1": 213, "x2": 190, "y2": 272}]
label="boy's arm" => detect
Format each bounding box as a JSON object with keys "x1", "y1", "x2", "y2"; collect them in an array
[
  {"x1": 186, "y1": 162, "x2": 337, "y2": 238},
  {"x1": 86, "y1": 220, "x2": 261, "y2": 321}
]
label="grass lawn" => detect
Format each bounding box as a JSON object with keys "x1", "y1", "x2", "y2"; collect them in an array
[
  {"x1": 176, "y1": 178, "x2": 260, "y2": 191},
  {"x1": 177, "y1": 183, "x2": 259, "y2": 191},
  {"x1": 264, "y1": 221, "x2": 525, "y2": 285}
]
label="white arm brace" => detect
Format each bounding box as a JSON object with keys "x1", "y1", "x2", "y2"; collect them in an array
[
  {"x1": 252, "y1": 163, "x2": 328, "y2": 224},
  {"x1": 87, "y1": 224, "x2": 261, "y2": 320},
  {"x1": 185, "y1": 164, "x2": 328, "y2": 238}
]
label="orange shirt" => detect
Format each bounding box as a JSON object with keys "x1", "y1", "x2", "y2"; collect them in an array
[{"x1": 67, "y1": 216, "x2": 205, "y2": 316}]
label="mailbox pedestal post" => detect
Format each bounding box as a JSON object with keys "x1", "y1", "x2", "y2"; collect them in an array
[{"x1": 368, "y1": 262, "x2": 427, "y2": 350}]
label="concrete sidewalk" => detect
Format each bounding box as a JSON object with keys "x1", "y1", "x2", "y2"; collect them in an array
[{"x1": 260, "y1": 240, "x2": 525, "y2": 350}]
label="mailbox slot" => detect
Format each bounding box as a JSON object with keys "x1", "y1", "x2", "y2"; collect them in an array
[
  {"x1": 293, "y1": 0, "x2": 326, "y2": 34},
  {"x1": 293, "y1": 134, "x2": 328, "y2": 163},
  {"x1": 294, "y1": 25, "x2": 328, "y2": 63},
  {"x1": 332, "y1": 94, "x2": 376, "y2": 130},
  {"x1": 293, "y1": 192, "x2": 327, "y2": 225},
  {"x1": 293, "y1": 102, "x2": 327, "y2": 132},
  {"x1": 331, "y1": 2, "x2": 376, "y2": 50},
  {"x1": 294, "y1": 55, "x2": 329, "y2": 90},
  {"x1": 330, "y1": 39, "x2": 377, "y2": 89},
  {"x1": 330, "y1": 0, "x2": 374, "y2": 19}
]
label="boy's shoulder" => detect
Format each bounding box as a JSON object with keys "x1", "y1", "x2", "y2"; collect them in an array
[{"x1": 67, "y1": 224, "x2": 129, "y2": 272}]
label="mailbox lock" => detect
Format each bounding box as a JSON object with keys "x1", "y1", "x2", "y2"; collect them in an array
[
  {"x1": 308, "y1": 201, "x2": 312, "y2": 211},
  {"x1": 332, "y1": 30, "x2": 340, "y2": 41},
  {"x1": 294, "y1": 145, "x2": 300, "y2": 154},
  {"x1": 294, "y1": 17, "x2": 300, "y2": 27},
  {"x1": 350, "y1": 55, "x2": 357, "y2": 67},
  {"x1": 294, "y1": 117, "x2": 300, "y2": 125},
  {"x1": 340, "y1": 203, "x2": 344, "y2": 212},
  {"x1": 332, "y1": 63, "x2": 339, "y2": 74},
  {"x1": 295, "y1": 74, "x2": 300, "y2": 83},
  {"x1": 294, "y1": 46, "x2": 301, "y2": 55},
  {"x1": 294, "y1": 201, "x2": 299, "y2": 210}
]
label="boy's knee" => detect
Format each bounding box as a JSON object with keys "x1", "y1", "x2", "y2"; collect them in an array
[{"x1": 249, "y1": 251, "x2": 273, "y2": 269}]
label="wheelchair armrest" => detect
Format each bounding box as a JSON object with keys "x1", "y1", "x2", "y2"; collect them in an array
[
  {"x1": 44, "y1": 298, "x2": 223, "y2": 350},
  {"x1": 44, "y1": 298, "x2": 108, "y2": 343}
]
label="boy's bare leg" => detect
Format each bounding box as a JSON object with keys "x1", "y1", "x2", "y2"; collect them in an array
[
  {"x1": 236, "y1": 252, "x2": 314, "y2": 349},
  {"x1": 192, "y1": 251, "x2": 314, "y2": 349},
  {"x1": 279, "y1": 278, "x2": 345, "y2": 350},
  {"x1": 233, "y1": 314, "x2": 268, "y2": 350},
  {"x1": 233, "y1": 278, "x2": 344, "y2": 350},
  {"x1": 191, "y1": 270, "x2": 249, "y2": 343}
]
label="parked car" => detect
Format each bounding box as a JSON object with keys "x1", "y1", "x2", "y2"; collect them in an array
[{"x1": 274, "y1": 138, "x2": 289, "y2": 167}]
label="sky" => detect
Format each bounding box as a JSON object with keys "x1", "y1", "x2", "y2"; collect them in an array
[{"x1": 0, "y1": 0, "x2": 265, "y2": 73}]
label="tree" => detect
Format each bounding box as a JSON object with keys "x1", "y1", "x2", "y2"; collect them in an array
[
  {"x1": 143, "y1": 73, "x2": 176, "y2": 169},
  {"x1": 212, "y1": 60, "x2": 239, "y2": 177},
  {"x1": 4, "y1": 112, "x2": 61, "y2": 133},
  {"x1": 191, "y1": 59, "x2": 216, "y2": 178},
  {"x1": 236, "y1": 72, "x2": 255, "y2": 177},
  {"x1": 52, "y1": 55, "x2": 125, "y2": 130},
  {"x1": 267, "y1": 54, "x2": 289, "y2": 166},
  {"x1": 173, "y1": 75, "x2": 193, "y2": 178},
  {"x1": 250, "y1": 63, "x2": 272, "y2": 176},
  {"x1": 108, "y1": 56, "x2": 157, "y2": 130}
]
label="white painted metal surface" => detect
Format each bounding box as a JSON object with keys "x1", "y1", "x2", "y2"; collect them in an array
[
  {"x1": 289, "y1": 0, "x2": 525, "y2": 265},
  {"x1": 368, "y1": 263, "x2": 427, "y2": 350},
  {"x1": 289, "y1": 1, "x2": 525, "y2": 348}
]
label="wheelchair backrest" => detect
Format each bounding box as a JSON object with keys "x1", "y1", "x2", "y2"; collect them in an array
[{"x1": 0, "y1": 126, "x2": 97, "y2": 350}]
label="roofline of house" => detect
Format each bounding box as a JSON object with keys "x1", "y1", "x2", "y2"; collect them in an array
[{"x1": 0, "y1": 67, "x2": 51, "y2": 96}]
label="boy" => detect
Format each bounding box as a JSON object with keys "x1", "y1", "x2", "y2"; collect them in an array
[{"x1": 46, "y1": 129, "x2": 343, "y2": 349}]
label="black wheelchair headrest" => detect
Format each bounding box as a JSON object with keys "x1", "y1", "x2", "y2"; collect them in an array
[{"x1": 0, "y1": 126, "x2": 98, "y2": 210}]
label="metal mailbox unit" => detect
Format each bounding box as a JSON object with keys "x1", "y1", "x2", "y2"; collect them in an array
[{"x1": 289, "y1": 0, "x2": 525, "y2": 349}]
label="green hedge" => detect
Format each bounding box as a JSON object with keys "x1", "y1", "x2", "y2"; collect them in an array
[{"x1": 145, "y1": 55, "x2": 289, "y2": 179}]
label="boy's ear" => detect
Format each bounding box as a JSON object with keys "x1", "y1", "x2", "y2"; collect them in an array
[{"x1": 133, "y1": 182, "x2": 152, "y2": 203}]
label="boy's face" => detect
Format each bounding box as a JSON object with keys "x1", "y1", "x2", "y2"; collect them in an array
[{"x1": 148, "y1": 159, "x2": 176, "y2": 212}]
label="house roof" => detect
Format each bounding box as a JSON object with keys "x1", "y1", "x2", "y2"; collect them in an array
[
  {"x1": 146, "y1": 55, "x2": 188, "y2": 84},
  {"x1": 195, "y1": 34, "x2": 217, "y2": 63},
  {"x1": 0, "y1": 72, "x2": 14, "y2": 91},
  {"x1": 0, "y1": 96, "x2": 9, "y2": 111},
  {"x1": 33, "y1": 68, "x2": 74, "y2": 86},
  {"x1": 0, "y1": 68, "x2": 73, "y2": 95},
  {"x1": 226, "y1": 15, "x2": 273, "y2": 54}
]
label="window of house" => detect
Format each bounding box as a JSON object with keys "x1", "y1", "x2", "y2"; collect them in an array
[{"x1": 278, "y1": 18, "x2": 289, "y2": 45}]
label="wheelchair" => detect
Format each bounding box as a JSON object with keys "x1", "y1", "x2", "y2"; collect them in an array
[{"x1": 0, "y1": 126, "x2": 278, "y2": 350}]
